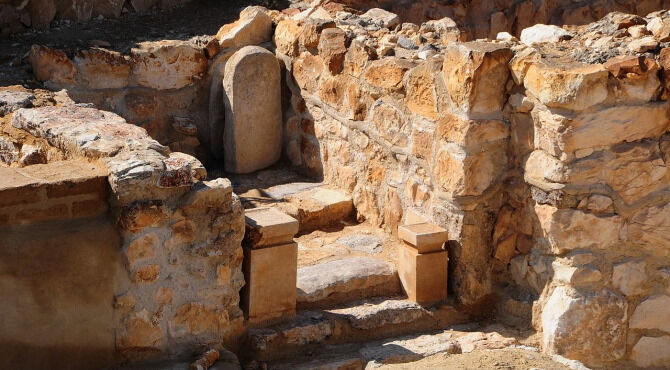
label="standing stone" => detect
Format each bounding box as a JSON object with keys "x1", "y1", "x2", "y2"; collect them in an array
[{"x1": 223, "y1": 46, "x2": 281, "y2": 174}]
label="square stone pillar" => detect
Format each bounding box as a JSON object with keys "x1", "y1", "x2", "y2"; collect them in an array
[
  {"x1": 397, "y1": 222, "x2": 449, "y2": 306},
  {"x1": 242, "y1": 207, "x2": 299, "y2": 324}
]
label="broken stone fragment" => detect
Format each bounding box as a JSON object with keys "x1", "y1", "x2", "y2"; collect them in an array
[
  {"x1": 29, "y1": 44, "x2": 76, "y2": 85},
  {"x1": 216, "y1": 6, "x2": 273, "y2": 49},
  {"x1": 520, "y1": 24, "x2": 571, "y2": 46},
  {"x1": 157, "y1": 155, "x2": 193, "y2": 188},
  {"x1": 360, "y1": 8, "x2": 400, "y2": 29}
]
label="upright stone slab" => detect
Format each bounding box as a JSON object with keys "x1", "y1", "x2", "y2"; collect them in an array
[
  {"x1": 242, "y1": 207, "x2": 299, "y2": 325},
  {"x1": 223, "y1": 46, "x2": 282, "y2": 174}
]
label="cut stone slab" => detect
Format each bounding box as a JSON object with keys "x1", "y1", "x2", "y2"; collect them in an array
[
  {"x1": 361, "y1": 331, "x2": 461, "y2": 367},
  {"x1": 223, "y1": 46, "x2": 282, "y2": 174},
  {"x1": 398, "y1": 243, "x2": 448, "y2": 306},
  {"x1": 398, "y1": 223, "x2": 448, "y2": 253},
  {"x1": 242, "y1": 242, "x2": 298, "y2": 325},
  {"x1": 297, "y1": 257, "x2": 400, "y2": 309},
  {"x1": 335, "y1": 234, "x2": 382, "y2": 254},
  {"x1": 326, "y1": 298, "x2": 430, "y2": 330},
  {"x1": 278, "y1": 187, "x2": 354, "y2": 232},
  {"x1": 244, "y1": 207, "x2": 299, "y2": 248}
]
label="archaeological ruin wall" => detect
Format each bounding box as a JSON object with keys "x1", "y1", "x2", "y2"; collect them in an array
[
  {"x1": 0, "y1": 92, "x2": 245, "y2": 369},
  {"x1": 5, "y1": 1, "x2": 670, "y2": 369}
]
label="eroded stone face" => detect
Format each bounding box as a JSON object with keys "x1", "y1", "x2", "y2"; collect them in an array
[{"x1": 541, "y1": 287, "x2": 627, "y2": 365}]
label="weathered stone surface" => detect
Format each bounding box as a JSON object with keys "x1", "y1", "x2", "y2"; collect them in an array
[
  {"x1": 318, "y1": 27, "x2": 347, "y2": 74},
  {"x1": 524, "y1": 62, "x2": 608, "y2": 111},
  {"x1": 360, "y1": 8, "x2": 400, "y2": 29},
  {"x1": 541, "y1": 287, "x2": 627, "y2": 365},
  {"x1": 130, "y1": 40, "x2": 208, "y2": 90},
  {"x1": 326, "y1": 298, "x2": 429, "y2": 330},
  {"x1": 216, "y1": 6, "x2": 272, "y2": 48},
  {"x1": 456, "y1": 330, "x2": 518, "y2": 353},
  {"x1": 363, "y1": 57, "x2": 414, "y2": 92},
  {"x1": 437, "y1": 114, "x2": 509, "y2": 150},
  {"x1": 293, "y1": 52, "x2": 324, "y2": 94},
  {"x1": 361, "y1": 332, "x2": 461, "y2": 366},
  {"x1": 274, "y1": 19, "x2": 302, "y2": 57},
  {"x1": 404, "y1": 59, "x2": 440, "y2": 118},
  {"x1": 443, "y1": 42, "x2": 513, "y2": 114},
  {"x1": 279, "y1": 187, "x2": 354, "y2": 232},
  {"x1": 630, "y1": 294, "x2": 670, "y2": 333},
  {"x1": 629, "y1": 202, "x2": 670, "y2": 254},
  {"x1": 434, "y1": 144, "x2": 506, "y2": 197},
  {"x1": 29, "y1": 45, "x2": 76, "y2": 85},
  {"x1": 297, "y1": 257, "x2": 399, "y2": 308},
  {"x1": 534, "y1": 204, "x2": 623, "y2": 254},
  {"x1": 223, "y1": 46, "x2": 281, "y2": 174},
  {"x1": 631, "y1": 336, "x2": 670, "y2": 368},
  {"x1": 611, "y1": 261, "x2": 647, "y2": 296},
  {"x1": 74, "y1": 48, "x2": 130, "y2": 89},
  {"x1": 520, "y1": 24, "x2": 571, "y2": 46},
  {"x1": 243, "y1": 207, "x2": 298, "y2": 248},
  {"x1": 0, "y1": 86, "x2": 34, "y2": 115}
]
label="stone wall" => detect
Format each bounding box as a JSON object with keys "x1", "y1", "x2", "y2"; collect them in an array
[
  {"x1": 269, "y1": 6, "x2": 670, "y2": 367},
  {"x1": 0, "y1": 0, "x2": 194, "y2": 35},
  {"x1": 0, "y1": 91, "x2": 245, "y2": 367}
]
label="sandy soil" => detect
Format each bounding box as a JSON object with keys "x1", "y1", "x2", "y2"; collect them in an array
[{"x1": 380, "y1": 348, "x2": 572, "y2": 370}]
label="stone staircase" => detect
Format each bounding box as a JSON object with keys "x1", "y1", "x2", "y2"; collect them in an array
[{"x1": 238, "y1": 178, "x2": 474, "y2": 368}]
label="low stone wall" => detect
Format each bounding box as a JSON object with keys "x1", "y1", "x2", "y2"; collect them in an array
[{"x1": 0, "y1": 94, "x2": 245, "y2": 367}]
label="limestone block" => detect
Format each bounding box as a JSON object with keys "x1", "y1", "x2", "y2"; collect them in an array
[
  {"x1": 612, "y1": 260, "x2": 647, "y2": 296},
  {"x1": 216, "y1": 6, "x2": 272, "y2": 49},
  {"x1": 442, "y1": 42, "x2": 512, "y2": 114},
  {"x1": 398, "y1": 223, "x2": 448, "y2": 254},
  {"x1": 541, "y1": 286, "x2": 627, "y2": 365},
  {"x1": 434, "y1": 144, "x2": 507, "y2": 197},
  {"x1": 370, "y1": 101, "x2": 409, "y2": 147},
  {"x1": 398, "y1": 243, "x2": 447, "y2": 306},
  {"x1": 274, "y1": 19, "x2": 301, "y2": 57},
  {"x1": 404, "y1": 58, "x2": 440, "y2": 119},
  {"x1": 360, "y1": 8, "x2": 400, "y2": 29},
  {"x1": 534, "y1": 204, "x2": 624, "y2": 254},
  {"x1": 243, "y1": 207, "x2": 299, "y2": 248},
  {"x1": 629, "y1": 202, "x2": 670, "y2": 254},
  {"x1": 631, "y1": 336, "x2": 670, "y2": 368},
  {"x1": 524, "y1": 62, "x2": 608, "y2": 111},
  {"x1": 242, "y1": 242, "x2": 298, "y2": 323},
  {"x1": 318, "y1": 27, "x2": 347, "y2": 75},
  {"x1": 29, "y1": 45, "x2": 76, "y2": 85},
  {"x1": 363, "y1": 57, "x2": 415, "y2": 92},
  {"x1": 520, "y1": 24, "x2": 571, "y2": 46},
  {"x1": 293, "y1": 52, "x2": 324, "y2": 94},
  {"x1": 223, "y1": 46, "x2": 282, "y2": 174},
  {"x1": 630, "y1": 294, "x2": 670, "y2": 333},
  {"x1": 130, "y1": 40, "x2": 208, "y2": 90},
  {"x1": 436, "y1": 113, "x2": 509, "y2": 150},
  {"x1": 73, "y1": 48, "x2": 130, "y2": 89}
]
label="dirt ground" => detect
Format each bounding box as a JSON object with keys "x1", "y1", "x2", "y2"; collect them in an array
[
  {"x1": 0, "y1": 0, "x2": 289, "y2": 87},
  {"x1": 380, "y1": 348, "x2": 573, "y2": 370}
]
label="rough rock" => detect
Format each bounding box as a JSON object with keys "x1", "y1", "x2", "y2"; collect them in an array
[
  {"x1": 360, "y1": 8, "x2": 400, "y2": 29},
  {"x1": 0, "y1": 87, "x2": 34, "y2": 115},
  {"x1": 541, "y1": 287, "x2": 627, "y2": 365},
  {"x1": 520, "y1": 24, "x2": 571, "y2": 46},
  {"x1": 223, "y1": 46, "x2": 281, "y2": 174},
  {"x1": 361, "y1": 332, "x2": 461, "y2": 366},
  {"x1": 611, "y1": 261, "x2": 647, "y2": 296},
  {"x1": 629, "y1": 294, "x2": 670, "y2": 333},
  {"x1": 524, "y1": 62, "x2": 608, "y2": 111},
  {"x1": 130, "y1": 40, "x2": 208, "y2": 90},
  {"x1": 29, "y1": 45, "x2": 76, "y2": 85},
  {"x1": 630, "y1": 336, "x2": 670, "y2": 368},
  {"x1": 216, "y1": 6, "x2": 272, "y2": 49},
  {"x1": 296, "y1": 257, "x2": 399, "y2": 308}
]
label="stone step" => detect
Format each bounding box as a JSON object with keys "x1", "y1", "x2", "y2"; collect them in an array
[
  {"x1": 243, "y1": 297, "x2": 469, "y2": 362},
  {"x1": 269, "y1": 185, "x2": 354, "y2": 233},
  {"x1": 297, "y1": 257, "x2": 401, "y2": 309}
]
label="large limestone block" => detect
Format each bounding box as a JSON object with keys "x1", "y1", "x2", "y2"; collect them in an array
[
  {"x1": 242, "y1": 242, "x2": 298, "y2": 324},
  {"x1": 130, "y1": 40, "x2": 208, "y2": 90},
  {"x1": 442, "y1": 42, "x2": 513, "y2": 115},
  {"x1": 631, "y1": 336, "x2": 670, "y2": 368},
  {"x1": 534, "y1": 204, "x2": 624, "y2": 254},
  {"x1": 437, "y1": 113, "x2": 509, "y2": 150},
  {"x1": 216, "y1": 6, "x2": 272, "y2": 49},
  {"x1": 29, "y1": 45, "x2": 76, "y2": 85},
  {"x1": 434, "y1": 143, "x2": 507, "y2": 197},
  {"x1": 535, "y1": 103, "x2": 670, "y2": 156},
  {"x1": 274, "y1": 19, "x2": 302, "y2": 57},
  {"x1": 541, "y1": 286, "x2": 627, "y2": 366},
  {"x1": 223, "y1": 46, "x2": 282, "y2": 174},
  {"x1": 524, "y1": 62, "x2": 608, "y2": 111},
  {"x1": 630, "y1": 294, "x2": 670, "y2": 333}
]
